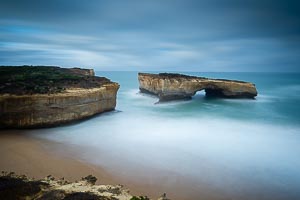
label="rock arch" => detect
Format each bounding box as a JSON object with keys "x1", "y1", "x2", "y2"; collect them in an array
[{"x1": 138, "y1": 73, "x2": 257, "y2": 102}]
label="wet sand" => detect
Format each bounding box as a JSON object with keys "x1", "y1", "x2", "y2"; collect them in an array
[
  {"x1": 0, "y1": 131, "x2": 115, "y2": 184},
  {"x1": 0, "y1": 130, "x2": 221, "y2": 200}
]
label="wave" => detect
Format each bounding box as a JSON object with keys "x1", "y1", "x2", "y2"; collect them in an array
[
  {"x1": 24, "y1": 100, "x2": 300, "y2": 199},
  {"x1": 30, "y1": 114, "x2": 300, "y2": 176}
]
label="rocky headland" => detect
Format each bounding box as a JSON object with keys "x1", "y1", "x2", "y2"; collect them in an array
[
  {"x1": 138, "y1": 73, "x2": 257, "y2": 102},
  {"x1": 0, "y1": 66, "x2": 119, "y2": 128},
  {"x1": 0, "y1": 172, "x2": 169, "y2": 200}
]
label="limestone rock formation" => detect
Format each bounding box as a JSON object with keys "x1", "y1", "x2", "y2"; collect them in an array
[
  {"x1": 0, "y1": 172, "x2": 169, "y2": 200},
  {"x1": 138, "y1": 73, "x2": 257, "y2": 101},
  {"x1": 0, "y1": 66, "x2": 119, "y2": 128}
]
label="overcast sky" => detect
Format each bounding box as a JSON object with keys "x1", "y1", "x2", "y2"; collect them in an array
[{"x1": 0, "y1": 0, "x2": 300, "y2": 72}]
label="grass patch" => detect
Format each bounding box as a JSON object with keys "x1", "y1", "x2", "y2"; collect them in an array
[{"x1": 0, "y1": 66, "x2": 111, "y2": 95}]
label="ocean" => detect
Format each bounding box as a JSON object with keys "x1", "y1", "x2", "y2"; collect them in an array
[{"x1": 29, "y1": 72, "x2": 300, "y2": 199}]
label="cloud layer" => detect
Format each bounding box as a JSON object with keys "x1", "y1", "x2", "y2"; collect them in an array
[{"x1": 1, "y1": 0, "x2": 300, "y2": 71}]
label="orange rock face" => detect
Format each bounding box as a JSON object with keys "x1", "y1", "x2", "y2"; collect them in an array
[
  {"x1": 138, "y1": 73, "x2": 257, "y2": 101},
  {"x1": 0, "y1": 67, "x2": 119, "y2": 128}
]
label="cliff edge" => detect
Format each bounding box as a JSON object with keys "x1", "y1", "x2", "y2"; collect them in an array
[
  {"x1": 0, "y1": 66, "x2": 119, "y2": 128},
  {"x1": 138, "y1": 73, "x2": 257, "y2": 101}
]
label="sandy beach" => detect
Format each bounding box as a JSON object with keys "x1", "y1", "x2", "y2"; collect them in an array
[
  {"x1": 0, "y1": 130, "x2": 224, "y2": 200},
  {"x1": 0, "y1": 131, "x2": 115, "y2": 183},
  {"x1": 0, "y1": 131, "x2": 189, "y2": 199},
  {"x1": 2, "y1": 124, "x2": 298, "y2": 200}
]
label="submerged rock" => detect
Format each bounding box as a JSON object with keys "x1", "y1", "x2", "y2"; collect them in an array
[
  {"x1": 138, "y1": 73, "x2": 257, "y2": 102},
  {"x1": 0, "y1": 66, "x2": 119, "y2": 128}
]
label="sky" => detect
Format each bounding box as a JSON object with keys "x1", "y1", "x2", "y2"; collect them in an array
[{"x1": 0, "y1": 0, "x2": 300, "y2": 72}]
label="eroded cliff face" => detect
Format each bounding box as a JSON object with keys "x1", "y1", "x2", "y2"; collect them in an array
[
  {"x1": 0, "y1": 84, "x2": 119, "y2": 128},
  {"x1": 0, "y1": 67, "x2": 119, "y2": 128},
  {"x1": 138, "y1": 73, "x2": 257, "y2": 101},
  {"x1": 68, "y1": 67, "x2": 95, "y2": 76}
]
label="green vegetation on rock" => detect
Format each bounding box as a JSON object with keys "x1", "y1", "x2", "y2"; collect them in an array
[{"x1": 0, "y1": 66, "x2": 111, "y2": 95}]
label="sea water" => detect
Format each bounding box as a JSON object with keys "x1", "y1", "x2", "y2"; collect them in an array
[{"x1": 29, "y1": 72, "x2": 300, "y2": 199}]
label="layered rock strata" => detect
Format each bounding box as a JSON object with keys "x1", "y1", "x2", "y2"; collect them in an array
[
  {"x1": 138, "y1": 73, "x2": 257, "y2": 101},
  {"x1": 0, "y1": 66, "x2": 119, "y2": 128}
]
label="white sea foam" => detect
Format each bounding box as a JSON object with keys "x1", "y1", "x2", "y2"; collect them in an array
[
  {"x1": 25, "y1": 73, "x2": 300, "y2": 198},
  {"x1": 29, "y1": 112, "x2": 300, "y2": 196}
]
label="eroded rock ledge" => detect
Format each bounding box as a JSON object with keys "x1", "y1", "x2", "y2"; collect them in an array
[
  {"x1": 0, "y1": 172, "x2": 170, "y2": 200},
  {"x1": 0, "y1": 66, "x2": 119, "y2": 128},
  {"x1": 138, "y1": 73, "x2": 257, "y2": 101}
]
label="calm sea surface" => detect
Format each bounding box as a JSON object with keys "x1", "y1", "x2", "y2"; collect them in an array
[{"x1": 29, "y1": 72, "x2": 300, "y2": 199}]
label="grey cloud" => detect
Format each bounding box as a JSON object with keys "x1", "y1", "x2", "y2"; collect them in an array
[{"x1": 0, "y1": 0, "x2": 299, "y2": 71}]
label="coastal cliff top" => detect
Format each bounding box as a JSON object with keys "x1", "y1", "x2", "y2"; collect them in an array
[
  {"x1": 138, "y1": 72, "x2": 249, "y2": 83},
  {"x1": 138, "y1": 72, "x2": 203, "y2": 79},
  {"x1": 0, "y1": 66, "x2": 114, "y2": 95}
]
